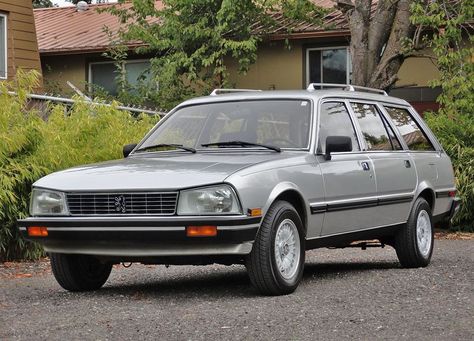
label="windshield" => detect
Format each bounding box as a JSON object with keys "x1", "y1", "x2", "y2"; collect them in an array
[{"x1": 139, "y1": 99, "x2": 312, "y2": 151}]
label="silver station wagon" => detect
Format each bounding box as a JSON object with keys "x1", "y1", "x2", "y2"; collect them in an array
[{"x1": 18, "y1": 84, "x2": 460, "y2": 295}]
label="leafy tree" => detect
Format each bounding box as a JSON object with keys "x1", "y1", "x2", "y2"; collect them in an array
[
  {"x1": 32, "y1": 0, "x2": 53, "y2": 8},
  {"x1": 336, "y1": 0, "x2": 420, "y2": 89},
  {"x1": 411, "y1": 0, "x2": 474, "y2": 230},
  {"x1": 103, "y1": 0, "x2": 325, "y2": 109}
]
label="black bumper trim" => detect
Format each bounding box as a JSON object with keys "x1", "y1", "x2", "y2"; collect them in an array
[
  {"x1": 18, "y1": 216, "x2": 261, "y2": 228},
  {"x1": 17, "y1": 216, "x2": 261, "y2": 244}
]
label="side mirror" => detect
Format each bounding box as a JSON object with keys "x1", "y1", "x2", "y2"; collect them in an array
[
  {"x1": 123, "y1": 143, "x2": 138, "y2": 158},
  {"x1": 325, "y1": 136, "x2": 352, "y2": 160}
]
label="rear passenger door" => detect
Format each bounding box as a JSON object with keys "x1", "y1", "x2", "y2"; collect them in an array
[
  {"x1": 316, "y1": 101, "x2": 378, "y2": 236},
  {"x1": 350, "y1": 102, "x2": 417, "y2": 226}
]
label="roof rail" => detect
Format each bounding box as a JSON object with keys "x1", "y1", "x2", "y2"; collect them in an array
[
  {"x1": 306, "y1": 83, "x2": 388, "y2": 96},
  {"x1": 350, "y1": 85, "x2": 388, "y2": 96},
  {"x1": 210, "y1": 88, "x2": 261, "y2": 96},
  {"x1": 307, "y1": 83, "x2": 354, "y2": 91}
]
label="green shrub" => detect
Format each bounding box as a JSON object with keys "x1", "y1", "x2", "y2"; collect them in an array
[
  {"x1": 425, "y1": 112, "x2": 474, "y2": 231},
  {"x1": 0, "y1": 71, "x2": 158, "y2": 261}
]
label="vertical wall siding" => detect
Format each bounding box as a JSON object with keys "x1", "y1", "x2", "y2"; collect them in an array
[{"x1": 0, "y1": 0, "x2": 42, "y2": 85}]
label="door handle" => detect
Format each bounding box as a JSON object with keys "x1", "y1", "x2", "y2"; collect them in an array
[
  {"x1": 404, "y1": 160, "x2": 411, "y2": 168},
  {"x1": 361, "y1": 161, "x2": 370, "y2": 171}
]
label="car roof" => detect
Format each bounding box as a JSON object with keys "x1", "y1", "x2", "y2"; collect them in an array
[{"x1": 178, "y1": 89, "x2": 410, "y2": 108}]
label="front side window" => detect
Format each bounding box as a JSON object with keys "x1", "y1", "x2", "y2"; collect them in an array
[
  {"x1": 139, "y1": 100, "x2": 312, "y2": 151},
  {"x1": 384, "y1": 107, "x2": 435, "y2": 151},
  {"x1": 318, "y1": 102, "x2": 360, "y2": 153},
  {"x1": 307, "y1": 47, "x2": 350, "y2": 85},
  {"x1": 351, "y1": 103, "x2": 401, "y2": 151},
  {"x1": 0, "y1": 14, "x2": 7, "y2": 79},
  {"x1": 89, "y1": 60, "x2": 151, "y2": 96}
]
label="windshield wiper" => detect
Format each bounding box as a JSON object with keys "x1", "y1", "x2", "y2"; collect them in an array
[
  {"x1": 201, "y1": 141, "x2": 281, "y2": 152},
  {"x1": 135, "y1": 143, "x2": 196, "y2": 153}
]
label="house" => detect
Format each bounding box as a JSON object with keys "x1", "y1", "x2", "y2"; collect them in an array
[
  {"x1": 34, "y1": 1, "x2": 440, "y2": 111},
  {"x1": 0, "y1": 0, "x2": 42, "y2": 84}
]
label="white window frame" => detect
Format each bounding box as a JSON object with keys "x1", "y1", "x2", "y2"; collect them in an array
[
  {"x1": 0, "y1": 13, "x2": 8, "y2": 80},
  {"x1": 305, "y1": 46, "x2": 351, "y2": 86},
  {"x1": 88, "y1": 59, "x2": 151, "y2": 93}
]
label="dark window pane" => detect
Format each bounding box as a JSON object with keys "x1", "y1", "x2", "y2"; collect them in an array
[
  {"x1": 90, "y1": 63, "x2": 119, "y2": 95},
  {"x1": 308, "y1": 50, "x2": 321, "y2": 83},
  {"x1": 384, "y1": 107, "x2": 435, "y2": 151},
  {"x1": 125, "y1": 61, "x2": 151, "y2": 86},
  {"x1": 352, "y1": 103, "x2": 393, "y2": 151},
  {"x1": 322, "y1": 49, "x2": 347, "y2": 84},
  {"x1": 319, "y1": 102, "x2": 360, "y2": 153}
]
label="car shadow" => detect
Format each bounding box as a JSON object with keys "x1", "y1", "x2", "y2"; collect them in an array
[
  {"x1": 84, "y1": 260, "x2": 401, "y2": 299},
  {"x1": 302, "y1": 260, "x2": 401, "y2": 281}
]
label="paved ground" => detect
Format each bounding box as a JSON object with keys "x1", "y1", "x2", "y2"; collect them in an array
[{"x1": 1, "y1": 240, "x2": 473, "y2": 341}]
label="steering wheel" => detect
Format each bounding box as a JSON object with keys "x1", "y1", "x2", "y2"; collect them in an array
[{"x1": 263, "y1": 138, "x2": 299, "y2": 148}]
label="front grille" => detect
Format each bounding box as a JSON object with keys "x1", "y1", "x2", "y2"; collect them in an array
[{"x1": 66, "y1": 192, "x2": 178, "y2": 216}]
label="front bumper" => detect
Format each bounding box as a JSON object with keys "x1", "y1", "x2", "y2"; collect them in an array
[{"x1": 17, "y1": 215, "x2": 260, "y2": 257}]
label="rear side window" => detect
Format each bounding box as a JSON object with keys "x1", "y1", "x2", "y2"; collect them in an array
[
  {"x1": 319, "y1": 102, "x2": 360, "y2": 153},
  {"x1": 351, "y1": 103, "x2": 401, "y2": 151},
  {"x1": 384, "y1": 107, "x2": 435, "y2": 151}
]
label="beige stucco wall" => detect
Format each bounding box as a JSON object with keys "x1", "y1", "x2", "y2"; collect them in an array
[
  {"x1": 227, "y1": 40, "x2": 304, "y2": 90},
  {"x1": 41, "y1": 54, "x2": 87, "y2": 95},
  {"x1": 228, "y1": 40, "x2": 441, "y2": 90},
  {"x1": 41, "y1": 39, "x2": 445, "y2": 95}
]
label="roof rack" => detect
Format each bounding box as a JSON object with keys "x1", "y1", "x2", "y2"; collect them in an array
[
  {"x1": 306, "y1": 83, "x2": 388, "y2": 96},
  {"x1": 210, "y1": 88, "x2": 261, "y2": 96}
]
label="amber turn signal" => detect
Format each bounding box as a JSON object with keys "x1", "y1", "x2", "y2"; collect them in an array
[
  {"x1": 27, "y1": 226, "x2": 48, "y2": 237},
  {"x1": 186, "y1": 225, "x2": 217, "y2": 237},
  {"x1": 248, "y1": 208, "x2": 262, "y2": 217}
]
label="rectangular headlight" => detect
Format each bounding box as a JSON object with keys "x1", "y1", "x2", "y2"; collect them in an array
[
  {"x1": 177, "y1": 185, "x2": 241, "y2": 215},
  {"x1": 30, "y1": 188, "x2": 68, "y2": 216}
]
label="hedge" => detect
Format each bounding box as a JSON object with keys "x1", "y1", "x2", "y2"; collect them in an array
[{"x1": 0, "y1": 71, "x2": 158, "y2": 261}]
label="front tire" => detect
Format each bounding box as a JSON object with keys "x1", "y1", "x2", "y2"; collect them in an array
[
  {"x1": 246, "y1": 201, "x2": 305, "y2": 295},
  {"x1": 395, "y1": 197, "x2": 434, "y2": 268},
  {"x1": 50, "y1": 253, "x2": 112, "y2": 292}
]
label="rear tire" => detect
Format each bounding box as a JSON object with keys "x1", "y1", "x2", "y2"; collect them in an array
[
  {"x1": 394, "y1": 197, "x2": 434, "y2": 268},
  {"x1": 246, "y1": 200, "x2": 305, "y2": 296},
  {"x1": 50, "y1": 253, "x2": 112, "y2": 292}
]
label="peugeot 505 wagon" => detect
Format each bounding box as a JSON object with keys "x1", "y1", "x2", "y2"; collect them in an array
[{"x1": 18, "y1": 84, "x2": 460, "y2": 295}]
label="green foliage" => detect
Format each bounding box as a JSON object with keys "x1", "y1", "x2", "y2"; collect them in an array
[
  {"x1": 103, "y1": 0, "x2": 325, "y2": 110},
  {"x1": 32, "y1": 0, "x2": 53, "y2": 8},
  {"x1": 0, "y1": 71, "x2": 158, "y2": 261},
  {"x1": 425, "y1": 112, "x2": 474, "y2": 230},
  {"x1": 411, "y1": 0, "x2": 474, "y2": 230}
]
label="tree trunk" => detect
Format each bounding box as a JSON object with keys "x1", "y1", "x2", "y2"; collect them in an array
[{"x1": 337, "y1": 0, "x2": 415, "y2": 90}]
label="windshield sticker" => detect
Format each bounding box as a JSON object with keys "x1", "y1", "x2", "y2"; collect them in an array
[{"x1": 301, "y1": 101, "x2": 308, "y2": 106}]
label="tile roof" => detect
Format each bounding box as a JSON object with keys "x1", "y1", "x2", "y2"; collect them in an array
[{"x1": 34, "y1": 0, "x2": 348, "y2": 55}]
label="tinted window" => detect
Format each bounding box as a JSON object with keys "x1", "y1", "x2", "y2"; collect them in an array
[
  {"x1": 319, "y1": 102, "x2": 360, "y2": 152},
  {"x1": 384, "y1": 107, "x2": 435, "y2": 151},
  {"x1": 352, "y1": 103, "x2": 401, "y2": 151}
]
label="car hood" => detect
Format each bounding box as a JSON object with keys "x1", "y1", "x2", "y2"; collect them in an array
[{"x1": 34, "y1": 152, "x2": 293, "y2": 191}]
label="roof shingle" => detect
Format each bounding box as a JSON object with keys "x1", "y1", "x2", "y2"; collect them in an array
[{"x1": 34, "y1": 0, "x2": 348, "y2": 55}]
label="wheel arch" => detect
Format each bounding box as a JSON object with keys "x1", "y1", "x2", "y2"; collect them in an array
[
  {"x1": 262, "y1": 183, "x2": 308, "y2": 236},
  {"x1": 414, "y1": 181, "x2": 436, "y2": 212}
]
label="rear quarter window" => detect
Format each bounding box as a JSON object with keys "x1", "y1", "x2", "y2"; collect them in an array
[{"x1": 384, "y1": 106, "x2": 435, "y2": 151}]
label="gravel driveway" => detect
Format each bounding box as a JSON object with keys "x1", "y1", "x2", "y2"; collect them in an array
[{"x1": 1, "y1": 239, "x2": 473, "y2": 341}]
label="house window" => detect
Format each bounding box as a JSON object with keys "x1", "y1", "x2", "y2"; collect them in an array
[
  {"x1": 0, "y1": 14, "x2": 7, "y2": 79},
  {"x1": 306, "y1": 47, "x2": 351, "y2": 85},
  {"x1": 89, "y1": 60, "x2": 151, "y2": 96}
]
